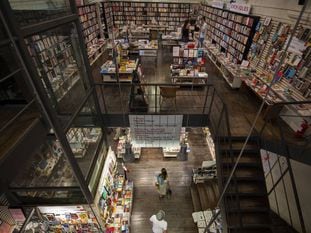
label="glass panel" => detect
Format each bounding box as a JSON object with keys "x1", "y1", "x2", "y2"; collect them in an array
[
  {"x1": 88, "y1": 143, "x2": 107, "y2": 194},
  {"x1": 0, "y1": 44, "x2": 20, "y2": 76},
  {"x1": 22, "y1": 206, "x2": 101, "y2": 232},
  {"x1": 10, "y1": 139, "x2": 79, "y2": 188},
  {"x1": 65, "y1": 94, "x2": 103, "y2": 180},
  {"x1": 0, "y1": 72, "x2": 27, "y2": 104},
  {"x1": 9, "y1": 0, "x2": 71, "y2": 27},
  {"x1": 25, "y1": 23, "x2": 90, "y2": 113},
  {"x1": 66, "y1": 127, "x2": 102, "y2": 178},
  {"x1": 12, "y1": 190, "x2": 86, "y2": 205},
  {"x1": 0, "y1": 20, "x2": 7, "y2": 40},
  {"x1": 0, "y1": 100, "x2": 39, "y2": 157}
]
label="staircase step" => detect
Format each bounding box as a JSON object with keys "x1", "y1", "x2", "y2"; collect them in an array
[
  {"x1": 227, "y1": 181, "x2": 266, "y2": 194},
  {"x1": 227, "y1": 207, "x2": 270, "y2": 213},
  {"x1": 190, "y1": 184, "x2": 202, "y2": 212},
  {"x1": 211, "y1": 181, "x2": 220, "y2": 202},
  {"x1": 222, "y1": 167, "x2": 264, "y2": 180},
  {"x1": 225, "y1": 196, "x2": 269, "y2": 209},
  {"x1": 222, "y1": 161, "x2": 261, "y2": 168},
  {"x1": 204, "y1": 181, "x2": 217, "y2": 208},
  {"x1": 222, "y1": 155, "x2": 261, "y2": 164},
  {"x1": 228, "y1": 225, "x2": 272, "y2": 233},
  {"x1": 218, "y1": 136, "x2": 258, "y2": 142},
  {"x1": 197, "y1": 183, "x2": 210, "y2": 210},
  {"x1": 227, "y1": 212, "x2": 270, "y2": 225},
  {"x1": 219, "y1": 142, "x2": 259, "y2": 152}
]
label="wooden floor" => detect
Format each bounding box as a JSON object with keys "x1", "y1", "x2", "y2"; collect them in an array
[{"x1": 123, "y1": 128, "x2": 213, "y2": 233}]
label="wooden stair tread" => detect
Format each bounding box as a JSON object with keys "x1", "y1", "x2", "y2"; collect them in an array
[{"x1": 190, "y1": 184, "x2": 202, "y2": 212}]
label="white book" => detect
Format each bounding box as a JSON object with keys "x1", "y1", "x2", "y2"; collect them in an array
[
  {"x1": 197, "y1": 220, "x2": 207, "y2": 228},
  {"x1": 193, "y1": 49, "x2": 198, "y2": 58},
  {"x1": 173, "y1": 46, "x2": 179, "y2": 57},
  {"x1": 183, "y1": 49, "x2": 189, "y2": 57},
  {"x1": 189, "y1": 49, "x2": 194, "y2": 58}
]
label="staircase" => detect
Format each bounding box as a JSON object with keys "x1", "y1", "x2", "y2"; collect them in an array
[
  {"x1": 190, "y1": 180, "x2": 219, "y2": 212},
  {"x1": 218, "y1": 136, "x2": 272, "y2": 233}
]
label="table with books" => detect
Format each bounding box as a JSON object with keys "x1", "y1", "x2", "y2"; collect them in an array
[{"x1": 100, "y1": 59, "x2": 139, "y2": 83}]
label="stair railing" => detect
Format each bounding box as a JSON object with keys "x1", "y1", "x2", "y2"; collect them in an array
[
  {"x1": 203, "y1": 85, "x2": 242, "y2": 232},
  {"x1": 204, "y1": 0, "x2": 309, "y2": 230}
]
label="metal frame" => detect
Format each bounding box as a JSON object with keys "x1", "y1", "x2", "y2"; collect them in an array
[{"x1": 0, "y1": 0, "x2": 107, "y2": 209}]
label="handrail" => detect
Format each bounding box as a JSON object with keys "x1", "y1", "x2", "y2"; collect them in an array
[
  {"x1": 203, "y1": 1, "x2": 309, "y2": 231},
  {"x1": 0, "y1": 98, "x2": 37, "y2": 134}
]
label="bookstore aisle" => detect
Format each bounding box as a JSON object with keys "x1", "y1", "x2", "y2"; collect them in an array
[{"x1": 121, "y1": 128, "x2": 213, "y2": 233}]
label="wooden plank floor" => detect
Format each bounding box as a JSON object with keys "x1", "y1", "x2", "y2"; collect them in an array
[{"x1": 123, "y1": 128, "x2": 213, "y2": 233}]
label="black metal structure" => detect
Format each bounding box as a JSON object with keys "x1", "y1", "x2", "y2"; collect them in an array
[{"x1": 0, "y1": 1, "x2": 107, "y2": 228}]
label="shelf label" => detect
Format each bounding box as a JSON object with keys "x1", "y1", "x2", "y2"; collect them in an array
[
  {"x1": 211, "y1": 1, "x2": 224, "y2": 9},
  {"x1": 229, "y1": 3, "x2": 251, "y2": 15}
]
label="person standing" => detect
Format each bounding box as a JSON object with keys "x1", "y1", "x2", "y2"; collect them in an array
[
  {"x1": 181, "y1": 19, "x2": 190, "y2": 42},
  {"x1": 150, "y1": 210, "x2": 168, "y2": 233},
  {"x1": 156, "y1": 168, "x2": 169, "y2": 199},
  {"x1": 199, "y1": 16, "x2": 208, "y2": 47}
]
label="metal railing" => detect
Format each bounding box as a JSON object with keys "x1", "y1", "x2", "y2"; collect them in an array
[{"x1": 95, "y1": 82, "x2": 213, "y2": 115}]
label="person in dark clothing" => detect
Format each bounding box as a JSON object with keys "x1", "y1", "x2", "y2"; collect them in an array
[{"x1": 181, "y1": 19, "x2": 190, "y2": 42}]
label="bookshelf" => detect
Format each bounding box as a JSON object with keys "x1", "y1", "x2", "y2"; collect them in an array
[
  {"x1": 67, "y1": 128, "x2": 101, "y2": 158},
  {"x1": 247, "y1": 20, "x2": 311, "y2": 102},
  {"x1": 25, "y1": 33, "x2": 80, "y2": 102},
  {"x1": 78, "y1": 3, "x2": 106, "y2": 63},
  {"x1": 110, "y1": 1, "x2": 191, "y2": 28},
  {"x1": 100, "y1": 1, "x2": 114, "y2": 37},
  {"x1": 200, "y1": 3, "x2": 259, "y2": 64}
]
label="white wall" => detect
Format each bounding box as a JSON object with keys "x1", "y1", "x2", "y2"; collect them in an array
[{"x1": 205, "y1": 0, "x2": 311, "y2": 25}]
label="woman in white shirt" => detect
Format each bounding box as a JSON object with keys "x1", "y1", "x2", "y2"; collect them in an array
[
  {"x1": 199, "y1": 16, "x2": 208, "y2": 47},
  {"x1": 150, "y1": 210, "x2": 168, "y2": 233}
]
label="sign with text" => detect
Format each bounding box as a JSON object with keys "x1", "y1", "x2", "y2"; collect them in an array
[
  {"x1": 229, "y1": 3, "x2": 251, "y2": 15},
  {"x1": 211, "y1": 1, "x2": 224, "y2": 9},
  {"x1": 129, "y1": 115, "x2": 183, "y2": 147}
]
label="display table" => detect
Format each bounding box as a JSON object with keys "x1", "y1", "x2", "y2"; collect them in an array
[
  {"x1": 115, "y1": 129, "x2": 141, "y2": 159},
  {"x1": 171, "y1": 66, "x2": 208, "y2": 85},
  {"x1": 128, "y1": 40, "x2": 158, "y2": 57},
  {"x1": 40, "y1": 207, "x2": 100, "y2": 232},
  {"x1": 129, "y1": 27, "x2": 150, "y2": 40},
  {"x1": 100, "y1": 59, "x2": 139, "y2": 83},
  {"x1": 192, "y1": 166, "x2": 216, "y2": 184},
  {"x1": 162, "y1": 32, "x2": 181, "y2": 47},
  {"x1": 117, "y1": 136, "x2": 141, "y2": 159},
  {"x1": 162, "y1": 128, "x2": 189, "y2": 157}
]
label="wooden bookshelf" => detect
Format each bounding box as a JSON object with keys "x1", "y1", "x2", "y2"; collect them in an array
[
  {"x1": 110, "y1": 1, "x2": 191, "y2": 27},
  {"x1": 100, "y1": 1, "x2": 114, "y2": 37},
  {"x1": 25, "y1": 33, "x2": 80, "y2": 102},
  {"x1": 78, "y1": 3, "x2": 106, "y2": 63},
  {"x1": 200, "y1": 3, "x2": 259, "y2": 64}
]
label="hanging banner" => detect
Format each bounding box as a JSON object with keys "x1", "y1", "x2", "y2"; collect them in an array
[
  {"x1": 229, "y1": 3, "x2": 251, "y2": 15},
  {"x1": 211, "y1": 1, "x2": 224, "y2": 9},
  {"x1": 129, "y1": 115, "x2": 183, "y2": 147}
]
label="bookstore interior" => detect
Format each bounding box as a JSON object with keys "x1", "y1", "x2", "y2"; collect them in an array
[{"x1": 0, "y1": 0, "x2": 311, "y2": 233}]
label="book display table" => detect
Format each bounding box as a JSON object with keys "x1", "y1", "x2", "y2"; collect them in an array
[{"x1": 100, "y1": 59, "x2": 139, "y2": 83}]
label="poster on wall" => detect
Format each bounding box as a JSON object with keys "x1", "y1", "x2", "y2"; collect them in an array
[{"x1": 129, "y1": 115, "x2": 183, "y2": 148}]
